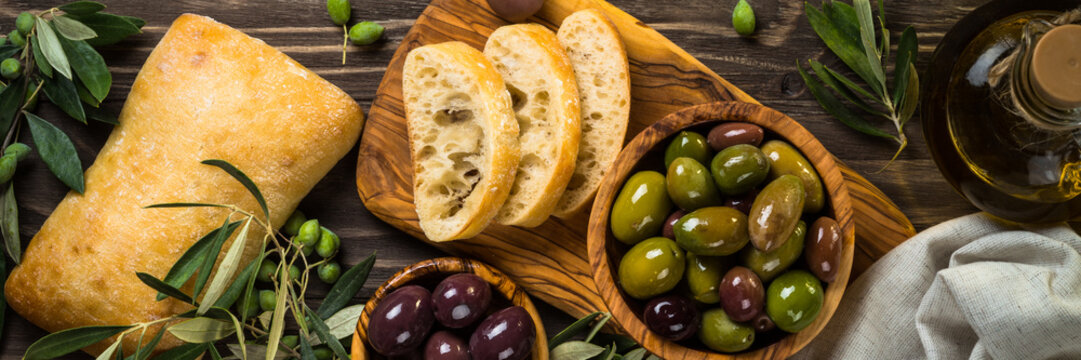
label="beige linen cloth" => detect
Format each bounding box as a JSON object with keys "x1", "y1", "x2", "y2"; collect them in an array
[{"x1": 794, "y1": 213, "x2": 1081, "y2": 359}]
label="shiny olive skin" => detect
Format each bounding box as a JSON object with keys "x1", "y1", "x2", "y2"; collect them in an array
[
  {"x1": 741, "y1": 220, "x2": 806, "y2": 282},
  {"x1": 486, "y1": 0, "x2": 544, "y2": 22},
  {"x1": 749, "y1": 175, "x2": 805, "y2": 252},
  {"x1": 766, "y1": 270, "x2": 824, "y2": 333},
  {"x1": 469, "y1": 306, "x2": 536, "y2": 360},
  {"x1": 611, "y1": 171, "x2": 672, "y2": 245},
  {"x1": 368, "y1": 285, "x2": 435, "y2": 356},
  {"x1": 618, "y1": 237, "x2": 686, "y2": 299},
  {"x1": 710, "y1": 144, "x2": 770, "y2": 196},
  {"x1": 325, "y1": 0, "x2": 351, "y2": 25},
  {"x1": 665, "y1": 131, "x2": 713, "y2": 169},
  {"x1": 662, "y1": 210, "x2": 686, "y2": 239},
  {"x1": 761, "y1": 140, "x2": 825, "y2": 213},
  {"x1": 667, "y1": 157, "x2": 723, "y2": 211},
  {"x1": 318, "y1": 262, "x2": 342, "y2": 284},
  {"x1": 752, "y1": 313, "x2": 775, "y2": 332},
  {"x1": 673, "y1": 207, "x2": 749, "y2": 256},
  {"x1": 806, "y1": 217, "x2": 843, "y2": 283},
  {"x1": 724, "y1": 188, "x2": 757, "y2": 214},
  {"x1": 432, "y1": 273, "x2": 492, "y2": 328},
  {"x1": 349, "y1": 21, "x2": 385, "y2": 45},
  {"x1": 685, "y1": 253, "x2": 725, "y2": 304},
  {"x1": 699, "y1": 308, "x2": 755, "y2": 353},
  {"x1": 708, "y1": 123, "x2": 764, "y2": 151},
  {"x1": 719, "y1": 266, "x2": 764, "y2": 322},
  {"x1": 425, "y1": 331, "x2": 470, "y2": 360},
  {"x1": 296, "y1": 219, "x2": 321, "y2": 250},
  {"x1": 643, "y1": 295, "x2": 700, "y2": 341}
]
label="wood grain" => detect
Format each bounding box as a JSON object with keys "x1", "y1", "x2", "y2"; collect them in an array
[
  {"x1": 589, "y1": 102, "x2": 856, "y2": 359},
  {"x1": 350, "y1": 257, "x2": 547, "y2": 360},
  {"x1": 355, "y1": 0, "x2": 914, "y2": 326}
]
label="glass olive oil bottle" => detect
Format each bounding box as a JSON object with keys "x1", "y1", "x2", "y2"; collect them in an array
[{"x1": 924, "y1": 1, "x2": 1081, "y2": 223}]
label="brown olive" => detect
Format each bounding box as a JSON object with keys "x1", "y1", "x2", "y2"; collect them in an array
[
  {"x1": 708, "y1": 123, "x2": 765, "y2": 151},
  {"x1": 486, "y1": 0, "x2": 544, "y2": 22},
  {"x1": 806, "y1": 216, "x2": 843, "y2": 283},
  {"x1": 718, "y1": 266, "x2": 764, "y2": 322},
  {"x1": 662, "y1": 209, "x2": 687, "y2": 239}
]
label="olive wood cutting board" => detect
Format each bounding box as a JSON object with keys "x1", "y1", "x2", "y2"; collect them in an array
[{"x1": 355, "y1": 0, "x2": 916, "y2": 320}]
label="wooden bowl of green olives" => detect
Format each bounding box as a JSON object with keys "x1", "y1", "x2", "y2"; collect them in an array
[
  {"x1": 587, "y1": 102, "x2": 855, "y2": 359},
  {"x1": 351, "y1": 257, "x2": 548, "y2": 360}
]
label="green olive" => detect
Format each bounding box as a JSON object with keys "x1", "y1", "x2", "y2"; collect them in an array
[
  {"x1": 281, "y1": 264, "x2": 302, "y2": 283},
  {"x1": 673, "y1": 206, "x2": 749, "y2": 256},
  {"x1": 349, "y1": 21, "x2": 385, "y2": 46},
  {"x1": 318, "y1": 262, "x2": 342, "y2": 284},
  {"x1": 313, "y1": 346, "x2": 333, "y2": 360},
  {"x1": 258, "y1": 289, "x2": 277, "y2": 311},
  {"x1": 749, "y1": 175, "x2": 804, "y2": 252},
  {"x1": 611, "y1": 171, "x2": 672, "y2": 245},
  {"x1": 761, "y1": 140, "x2": 825, "y2": 213},
  {"x1": 316, "y1": 226, "x2": 340, "y2": 258},
  {"x1": 281, "y1": 335, "x2": 300, "y2": 349},
  {"x1": 666, "y1": 157, "x2": 722, "y2": 211},
  {"x1": 741, "y1": 220, "x2": 806, "y2": 282},
  {"x1": 1, "y1": 58, "x2": 21, "y2": 80},
  {"x1": 710, "y1": 144, "x2": 770, "y2": 196},
  {"x1": 618, "y1": 237, "x2": 685, "y2": 299},
  {"x1": 8, "y1": 30, "x2": 25, "y2": 48},
  {"x1": 699, "y1": 308, "x2": 755, "y2": 353},
  {"x1": 732, "y1": 0, "x2": 756, "y2": 36},
  {"x1": 685, "y1": 253, "x2": 727, "y2": 304},
  {"x1": 236, "y1": 288, "x2": 259, "y2": 318},
  {"x1": 326, "y1": 0, "x2": 351, "y2": 25},
  {"x1": 282, "y1": 210, "x2": 307, "y2": 237},
  {"x1": 16, "y1": 12, "x2": 34, "y2": 35},
  {"x1": 665, "y1": 131, "x2": 712, "y2": 169},
  {"x1": 257, "y1": 259, "x2": 278, "y2": 283},
  {"x1": 4, "y1": 143, "x2": 30, "y2": 162},
  {"x1": 296, "y1": 219, "x2": 321, "y2": 252},
  {"x1": 766, "y1": 270, "x2": 823, "y2": 333},
  {"x1": 0, "y1": 155, "x2": 15, "y2": 184}
]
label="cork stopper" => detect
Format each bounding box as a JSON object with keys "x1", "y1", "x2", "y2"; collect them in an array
[{"x1": 1031, "y1": 24, "x2": 1081, "y2": 109}]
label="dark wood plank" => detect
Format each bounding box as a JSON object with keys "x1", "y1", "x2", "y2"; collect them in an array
[{"x1": 0, "y1": 0, "x2": 981, "y2": 357}]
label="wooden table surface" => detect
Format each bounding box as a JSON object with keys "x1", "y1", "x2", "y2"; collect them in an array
[{"x1": 0, "y1": 0, "x2": 982, "y2": 357}]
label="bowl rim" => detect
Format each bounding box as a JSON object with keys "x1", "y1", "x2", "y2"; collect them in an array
[
  {"x1": 587, "y1": 101, "x2": 856, "y2": 359},
  {"x1": 350, "y1": 256, "x2": 549, "y2": 360}
]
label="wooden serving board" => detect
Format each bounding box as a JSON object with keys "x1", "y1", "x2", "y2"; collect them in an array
[{"x1": 355, "y1": 0, "x2": 916, "y2": 320}]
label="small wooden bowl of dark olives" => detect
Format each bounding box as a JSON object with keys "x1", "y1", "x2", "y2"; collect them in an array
[
  {"x1": 351, "y1": 257, "x2": 548, "y2": 360},
  {"x1": 587, "y1": 102, "x2": 855, "y2": 359}
]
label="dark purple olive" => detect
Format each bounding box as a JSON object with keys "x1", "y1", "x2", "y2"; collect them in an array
[
  {"x1": 806, "y1": 217, "x2": 843, "y2": 283},
  {"x1": 752, "y1": 312, "x2": 775, "y2": 332},
  {"x1": 642, "y1": 295, "x2": 700, "y2": 341},
  {"x1": 470, "y1": 306, "x2": 536, "y2": 360},
  {"x1": 368, "y1": 285, "x2": 435, "y2": 356},
  {"x1": 719, "y1": 266, "x2": 764, "y2": 322},
  {"x1": 662, "y1": 210, "x2": 687, "y2": 239},
  {"x1": 425, "y1": 331, "x2": 470, "y2": 360},
  {"x1": 724, "y1": 188, "x2": 758, "y2": 214},
  {"x1": 486, "y1": 0, "x2": 544, "y2": 22},
  {"x1": 433, "y1": 273, "x2": 493, "y2": 328},
  {"x1": 708, "y1": 122, "x2": 764, "y2": 151}
]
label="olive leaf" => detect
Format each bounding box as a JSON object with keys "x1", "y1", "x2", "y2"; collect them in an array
[
  {"x1": 26, "y1": 112, "x2": 85, "y2": 193},
  {"x1": 201, "y1": 159, "x2": 269, "y2": 219},
  {"x1": 95, "y1": 337, "x2": 122, "y2": 360},
  {"x1": 24, "y1": 325, "x2": 134, "y2": 360},
  {"x1": 0, "y1": 45, "x2": 20, "y2": 61},
  {"x1": 42, "y1": 74, "x2": 87, "y2": 123},
  {"x1": 549, "y1": 311, "x2": 603, "y2": 349},
  {"x1": 306, "y1": 306, "x2": 350, "y2": 360},
  {"x1": 156, "y1": 221, "x2": 242, "y2": 301},
  {"x1": 322, "y1": 304, "x2": 365, "y2": 343},
  {"x1": 193, "y1": 217, "x2": 240, "y2": 298},
  {"x1": 808, "y1": 59, "x2": 884, "y2": 116},
  {"x1": 599, "y1": 343, "x2": 618, "y2": 360},
  {"x1": 31, "y1": 35, "x2": 54, "y2": 78},
  {"x1": 153, "y1": 343, "x2": 209, "y2": 360},
  {"x1": 585, "y1": 312, "x2": 612, "y2": 343},
  {"x1": 211, "y1": 256, "x2": 260, "y2": 309},
  {"x1": 136, "y1": 272, "x2": 194, "y2": 303},
  {"x1": 167, "y1": 317, "x2": 236, "y2": 343},
  {"x1": 804, "y1": 2, "x2": 880, "y2": 95},
  {"x1": 1, "y1": 183, "x2": 20, "y2": 264},
  {"x1": 57, "y1": 36, "x2": 111, "y2": 102},
  {"x1": 198, "y1": 217, "x2": 253, "y2": 314},
  {"x1": 622, "y1": 348, "x2": 648, "y2": 360},
  {"x1": 62, "y1": 13, "x2": 142, "y2": 47},
  {"x1": 35, "y1": 17, "x2": 74, "y2": 79},
  {"x1": 893, "y1": 27, "x2": 918, "y2": 105},
  {"x1": 128, "y1": 326, "x2": 166, "y2": 360},
  {"x1": 202, "y1": 307, "x2": 246, "y2": 360},
  {"x1": 0, "y1": 82, "x2": 26, "y2": 131},
  {"x1": 591, "y1": 333, "x2": 638, "y2": 354},
  {"x1": 821, "y1": 1, "x2": 859, "y2": 44},
  {"x1": 797, "y1": 61, "x2": 896, "y2": 140},
  {"x1": 226, "y1": 344, "x2": 290, "y2": 360},
  {"x1": 208, "y1": 345, "x2": 223, "y2": 360},
  {"x1": 551, "y1": 341, "x2": 605, "y2": 360},
  {"x1": 298, "y1": 335, "x2": 317, "y2": 360},
  {"x1": 86, "y1": 106, "x2": 119, "y2": 125},
  {"x1": 315, "y1": 252, "x2": 376, "y2": 319},
  {"x1": 853, "y1": 0, "x2": 886, "y2": 96},
  {"x1": 76, "y1": 80, "x2": 99, "y2": 107},
  {"x1": 53, "y1": 16, "x2": 98, "y2": 41},
  {"x1": 265, "y1": 270, "x2": 290, "y2": 360},
  {"x1": 59, "y1": 1, "x2": 107, "y2": 16},
  {"x1": 233, "y1": 248, "x2": 264, "y2": 322}
]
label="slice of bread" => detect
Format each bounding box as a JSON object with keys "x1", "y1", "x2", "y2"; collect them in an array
[
  {"x1": 484, "y1": 24, "x2": 581, "y2": 227},
  {"x1": 553, "y1": 9, "x2": 631, "y2": 218},
  {"x1": 403, "y1": 42, "x2": 520, "y2": 242}
]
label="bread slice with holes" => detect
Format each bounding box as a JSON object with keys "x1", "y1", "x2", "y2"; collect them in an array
[
  {"x1": 552, "y1": 9, "x2": 631, "y2": 218},
  {"x1": 484, "y1": 24, "x2": 581, "y2": 227},
  {"x1": 403, "y1": 42, "x2": 520, "y2": 242}
]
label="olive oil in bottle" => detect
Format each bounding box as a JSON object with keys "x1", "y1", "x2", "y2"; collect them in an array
[{"x1": 924, "y1": 2, "x2": 1081, "y2": 223}]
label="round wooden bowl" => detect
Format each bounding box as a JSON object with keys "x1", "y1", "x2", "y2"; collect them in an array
[
  {"x1": 587, "y1": 102, "x2": 856, "y2": 359},
  {"x1": 350, "y1": 257, "x2": 548, "y2": 360}
]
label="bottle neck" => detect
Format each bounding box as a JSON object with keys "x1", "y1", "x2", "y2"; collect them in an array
[{"x1": 1006, "y1": 19, "x2": 1081, "y2": 130}]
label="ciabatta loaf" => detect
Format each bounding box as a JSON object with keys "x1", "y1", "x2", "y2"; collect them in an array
[
  {"x1": 553, "y1": 9, "x2": 631, "y2": 218},
  {"x1": 403, "y1": 42, "x2": 520, "y2": 242},
  {"x1": 484, "y1": 24, "x2": 581, "y2": 227}
]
